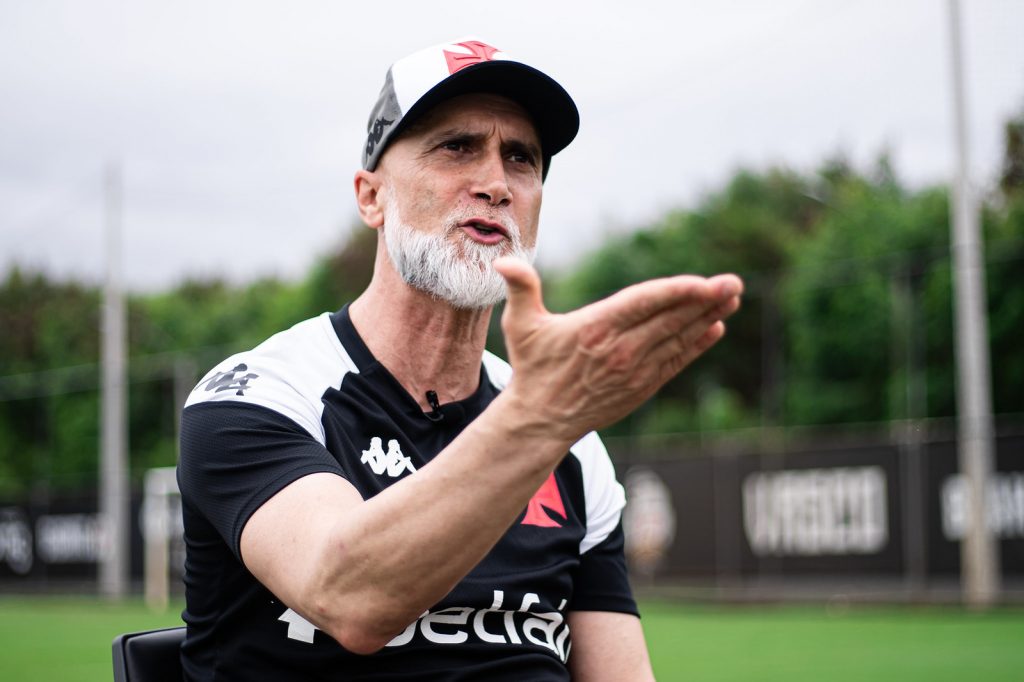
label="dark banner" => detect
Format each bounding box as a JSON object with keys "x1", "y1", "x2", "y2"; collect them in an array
[
  {"x1": 621, "y1": 433, "x2": 1024, "y2": 580},
  {"x1": 1, "y1": 435, "x2": 1021, "y2": 586},
  {"x1": 925, "y1": 434, "x2": 1024, "y2": 575},
  {"x1": 0, "y1": 491, "x2": 184, "y2": 585},
  {"x1": 0, "y1": 494, "x2": 109, "y2": 582}
]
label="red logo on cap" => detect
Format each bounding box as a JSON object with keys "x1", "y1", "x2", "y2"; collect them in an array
[{"x1": 443, "y1": 40, "x2": 500, "y2": 75}]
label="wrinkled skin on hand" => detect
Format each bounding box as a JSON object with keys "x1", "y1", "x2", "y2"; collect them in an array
[{"x1": 494, "y1": 256, "x2": 743, "y2": 444}]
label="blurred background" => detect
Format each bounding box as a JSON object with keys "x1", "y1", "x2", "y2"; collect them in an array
[{"x1": 1, "y1": 1, "x2": 1023, "y2": 679}]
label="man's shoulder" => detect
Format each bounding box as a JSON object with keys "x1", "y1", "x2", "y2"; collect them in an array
[{"x1": 183, "y1": 313, "x2": 359, "y2": 442}]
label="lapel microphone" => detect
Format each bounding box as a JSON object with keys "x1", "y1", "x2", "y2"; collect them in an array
[{"x1": 425, "y1": 390, "x2": 444, "y2": 422}]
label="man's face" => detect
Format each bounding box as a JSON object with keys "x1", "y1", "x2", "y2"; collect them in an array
[{"x1": 374, "y1": 93, "x2": 544, "y2": 309}]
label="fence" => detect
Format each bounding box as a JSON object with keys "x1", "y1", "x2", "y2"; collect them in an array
[
  {"x1": 1, "y1": 423, "x2": 1022, "y2": 603},
  {"x1": 614, "y1": 422, "x2": 1023, "y2": 600}
]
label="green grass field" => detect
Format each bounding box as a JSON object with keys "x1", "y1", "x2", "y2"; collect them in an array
[
  {"x1": 641, "y1": 602, "x2": 1024, "y2": 681},
  {"x1": 1, "y1": 596, "x2": 1022, "y2": 680}
]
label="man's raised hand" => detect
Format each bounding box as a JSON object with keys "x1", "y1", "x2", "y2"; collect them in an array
[{"x1": 493, "y1": 257, "x2": 742, "y2": 444}]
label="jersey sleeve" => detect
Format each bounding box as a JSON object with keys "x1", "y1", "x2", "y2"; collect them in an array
[
  {"x1": 567, "y1": 431, "x2": 637, "y2": 615},
  {"x1": 569, "y1": 522, "x2": 638, "y2": 615},
  {"x1": 178, "y1": 401, "x2": 346, "y2": 561},
  {"x1": 570, "y1": 431, "x2": 626, "y2": 553},
  {"x1": 178, "y1": 315, "x2": 359, "y2": 560}
]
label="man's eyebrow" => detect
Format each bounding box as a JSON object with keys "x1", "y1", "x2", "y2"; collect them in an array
[
  {"x1": 419, "y1": 127, "x2": 481, "y2": 146},
  {"x1": 418, "y1": 128, "x2": 542, "y2": 159}
]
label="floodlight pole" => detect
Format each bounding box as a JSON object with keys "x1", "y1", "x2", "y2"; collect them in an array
[
  {"x1": 100, "y1": 161, "x2": 129, "y2": 598},
  {"x1": 947, "y1": 0, "x2": 1000, "y2": 608}
]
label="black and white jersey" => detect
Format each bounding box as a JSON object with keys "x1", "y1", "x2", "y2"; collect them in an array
[{"x1": 177, "y1": 306, "x2": 636, "y2": 681}]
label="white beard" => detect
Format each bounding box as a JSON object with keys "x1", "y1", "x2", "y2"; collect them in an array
[{"x1": 381, "y1": 191, "x2": 536, "y2": 310}]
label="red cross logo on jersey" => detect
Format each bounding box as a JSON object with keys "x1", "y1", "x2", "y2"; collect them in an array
[
  {"x1": 443, "y1": 40, "x2": 500, "y2": 75},
  {"x1": 521, "y1": 472, "x2": 566, "y2": 528}
]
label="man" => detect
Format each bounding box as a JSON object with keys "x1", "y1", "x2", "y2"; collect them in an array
[{"x1": 178, "y1": 37, "x2": 742, "y2": 681}]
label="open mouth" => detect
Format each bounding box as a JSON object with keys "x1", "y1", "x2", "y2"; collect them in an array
[
  {"x1": 462, "y1": 219, "x2": 507, "y2": 235},
  {"x1": 470, "y1": 223, "x2": 501, "y2": 236},
  {"x1": 460, "y1": 219, "x2": 509, "y2": 243}
]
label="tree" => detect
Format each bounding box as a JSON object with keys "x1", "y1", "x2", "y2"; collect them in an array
[
  {"x1": 552, "y1": 167, "x2": 826, "y2": 435},
  {"x1": 782, "y1": 175, "x2": 954, "y2": 425},
  {"x1": 1000, "y1": 108, "x2": 1024, "y2": 198}
]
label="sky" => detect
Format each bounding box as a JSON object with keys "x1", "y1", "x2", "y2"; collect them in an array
[{"x1": 2, "y1": 0, "x2": 1023, "y2": 291}]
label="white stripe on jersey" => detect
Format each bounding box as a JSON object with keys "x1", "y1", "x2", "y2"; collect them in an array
[{"x1": 185, "y1": 313, "x2": 358, "y2": 446}]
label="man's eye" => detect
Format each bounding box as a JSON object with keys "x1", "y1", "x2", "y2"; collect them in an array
[
  {"x1": 509, "y1": 152, "x2": 537, "y2": 167},
  {"x1": 441, "y1": 140, "x2": 467, "y2": 152}
]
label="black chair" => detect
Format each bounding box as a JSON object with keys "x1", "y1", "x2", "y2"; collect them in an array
[{"x1": 112, "y1": 626, "x2": 186, "y2": 682}]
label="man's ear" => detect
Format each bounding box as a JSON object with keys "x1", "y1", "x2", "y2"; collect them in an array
[{"x1": 354, "y1": 169, "x2": 384, "y2": 229}]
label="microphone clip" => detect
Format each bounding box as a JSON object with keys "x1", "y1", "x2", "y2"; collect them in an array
[{"x1": 425, "y1": 390, "x2": 444, "y2": 422}]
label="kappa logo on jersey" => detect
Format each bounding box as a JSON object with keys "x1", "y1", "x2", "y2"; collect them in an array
[
  {"x1": 443, "y1": 40, "x2": 500, "y2": 75},
  {"x1": 202, "y1": 363, "x2": 259, "y2": 396},
  {"x1": 521, "y1": 472, "x2": 566, "y2": 528},
  {"x1": 361, "y1": 437, "x2": 417, "y2": 478}
]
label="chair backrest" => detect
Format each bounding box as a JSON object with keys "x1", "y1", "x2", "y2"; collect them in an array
[{"x1": 112, "y1": 626, "x2": 186, "y2": 682}]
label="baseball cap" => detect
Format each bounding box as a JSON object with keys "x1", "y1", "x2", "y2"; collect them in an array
[{"x1": 362, "y1": 37, "x2": 579, "y2": 178}]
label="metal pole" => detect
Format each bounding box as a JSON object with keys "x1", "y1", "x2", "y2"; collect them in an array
[
  {"x1": 890, "y1": 265, "x2": 926, "y2": 594},
  {"x1": 100, "y1": 161, "x2": 129, "y2": 598},
  {"x1": 947, "y1": 0, "x2": 1000, "y2": 608}
]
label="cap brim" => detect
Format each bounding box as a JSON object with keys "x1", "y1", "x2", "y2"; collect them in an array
[{"x1": 390, "y1": 60, "x2": 580, "y2": 170}]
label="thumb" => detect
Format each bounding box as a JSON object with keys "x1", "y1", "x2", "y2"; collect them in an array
[{"x1": 493, "y1": 256, "x2": 546, "y2": 320}]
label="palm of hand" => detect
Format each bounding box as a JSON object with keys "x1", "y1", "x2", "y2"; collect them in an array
[{"x1": 494, "y1": 257, "x2": 742, "y2": 441}]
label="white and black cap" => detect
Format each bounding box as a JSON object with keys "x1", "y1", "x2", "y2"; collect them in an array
[{"x1": 362, "y1": 37, "x2": 579, "y2": 178}]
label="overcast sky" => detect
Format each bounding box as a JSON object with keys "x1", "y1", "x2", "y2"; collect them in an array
[{"x1": 2, "y1": 0, "x2": 1023, "y2": 291}]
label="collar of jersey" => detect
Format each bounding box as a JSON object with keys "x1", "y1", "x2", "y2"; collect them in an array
[{"x1": 329, "y1": 304, "x2": 498, "y2": 425}]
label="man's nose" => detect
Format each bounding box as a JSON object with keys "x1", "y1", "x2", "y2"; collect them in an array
[{"x1": 470, "y1": 152, "x2": 512, "y2": 207}]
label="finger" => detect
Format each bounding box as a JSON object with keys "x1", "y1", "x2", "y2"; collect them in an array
[
  {"x1": 695, "y1": 320, "x2": 728, "y2": 353},
  {"x1": 610, "y1": 282, "x2": 742, "y2": 361},
  {"x1": 604, "y1": 320, "x2": 727, "y2": 406},
  {"x1": 702, "y1": 288, "x2": 743, "y2": 324},
  {"x1": 494, "y1": 256, "x2": 547, "y2": 319},
  {"x1": 643, "y1": 320, "x2": 727, "y2": 385},
  {"x1": 707, "y1": 274, "x2": 744, "y2": 299},
  {"x1": 599, "y1": 273, "x2": 743, "y2": 331},
  {"x1": 646, "y1": 315, "x2": 728, "y2": 377},
  {"x1": 600, "y1": 276, "x2": 710, "y2": 329}
]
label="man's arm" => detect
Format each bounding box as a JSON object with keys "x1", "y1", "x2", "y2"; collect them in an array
[
  {"x1": 240, "y1": 395, "x2": 582, "y2": 654},
  {"x1": 568, "y1": 611, "x2": 655, "y2": 681},
  {"x1": 240, "y1": 258, "x2": 742, "y2": 654}
]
